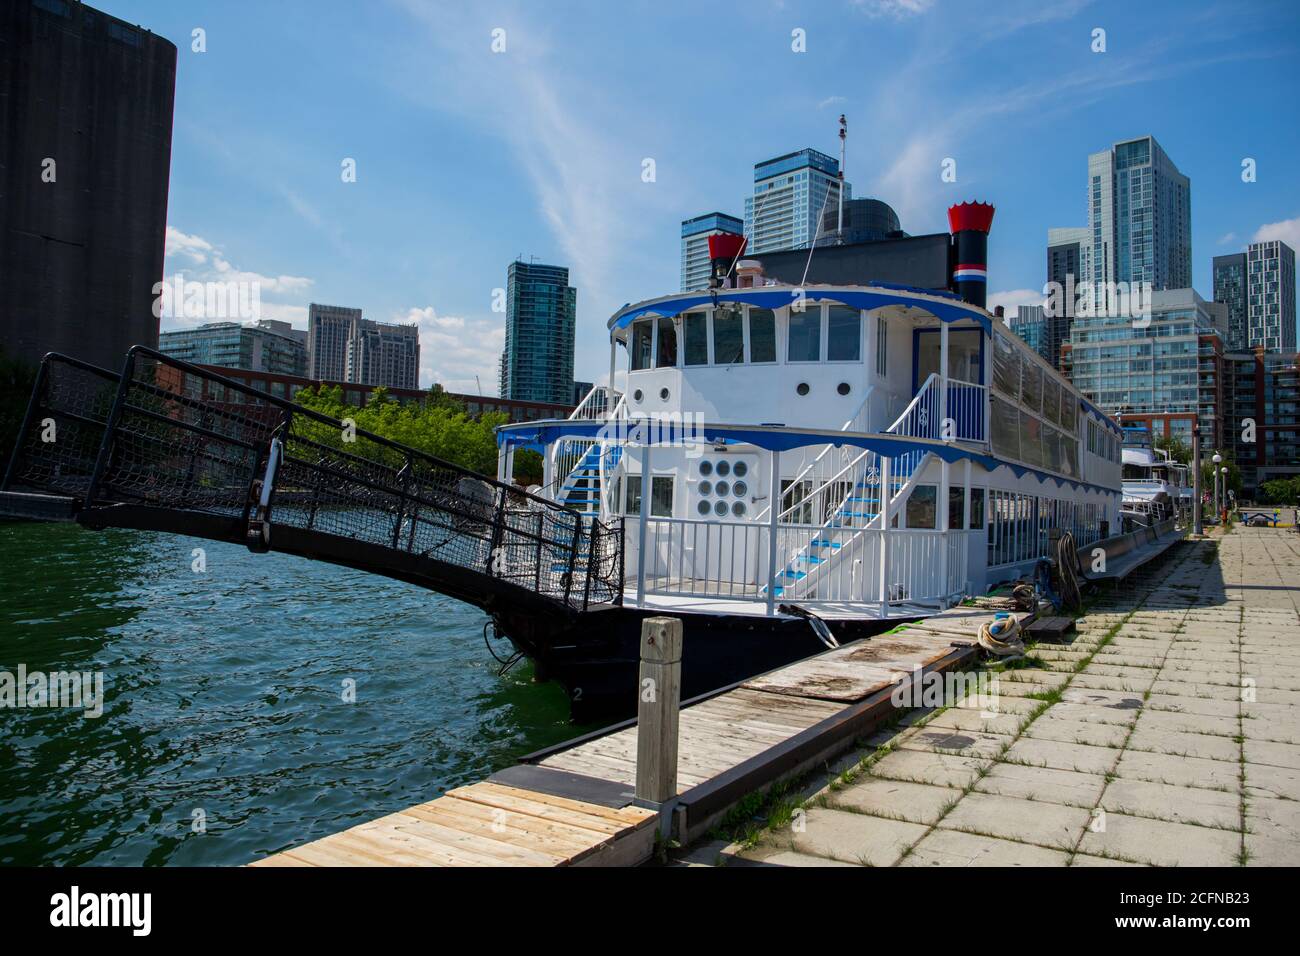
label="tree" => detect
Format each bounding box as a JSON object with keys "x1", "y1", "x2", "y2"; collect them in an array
[{"x1": 1153, "y1": 434, "x2": 1191, "y2": 465}]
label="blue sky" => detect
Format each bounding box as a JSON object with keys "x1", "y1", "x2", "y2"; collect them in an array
[{"x1": 103, "y1": 0, "x2": 1300, "y2": 391}]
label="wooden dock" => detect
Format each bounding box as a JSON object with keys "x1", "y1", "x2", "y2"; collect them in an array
[{"x1": 252, "y1": 606, "x2": 1009, "y2": 866}]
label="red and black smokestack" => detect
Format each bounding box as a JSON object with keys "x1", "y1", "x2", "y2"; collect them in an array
[
  {"x1": 707, "y1": 232, "x2": 746, "y2": 289},
  {"x1": 947, "y1": 201, "x2": 995, "y2": 309}
]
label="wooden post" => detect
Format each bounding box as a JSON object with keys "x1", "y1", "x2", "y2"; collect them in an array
[{"x1": 635, "y1": 616, "x2": 682, "y2": 807}]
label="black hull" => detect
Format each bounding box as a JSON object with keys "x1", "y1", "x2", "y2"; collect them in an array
[{"x1": 492, "y1": 603, "x2": 905, "y2": 722}]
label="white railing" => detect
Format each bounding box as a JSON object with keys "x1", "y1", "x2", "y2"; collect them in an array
[
  {"x1": 568, "y1": 385, "x2": 622, "y2": 421},
  {"x1": 891, "y1": 372, "x2": 987, "y2": 443},
  {"x1": 638, "y1": 517, "x2": 770, "y2": 600}
]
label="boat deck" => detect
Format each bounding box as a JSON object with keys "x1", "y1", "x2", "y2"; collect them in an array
[{"x1": 630, "y1": 586, "x2": 935, "y2": 620}]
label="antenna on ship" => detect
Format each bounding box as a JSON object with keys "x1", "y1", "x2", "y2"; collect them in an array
[{"x1": 837, "y1": 114, "x2": 847, "y2": 244}]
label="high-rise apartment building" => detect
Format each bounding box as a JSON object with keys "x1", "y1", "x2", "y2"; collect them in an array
[
  {"x1": 307, "y1": 304, "x2": 362, "y2": 381},
  {"x1": 1042, "y1": 226, "x2": 1092, "y2": 369},
  {"x1": 1224, "y1": 348, "x2": 1300, "y2": 495},
  {"x1": 1062, "y1": 289, "x2": 1224, "y2": 450},
  {"x1": 498, "y1": 261, "x2": 576, "y2": 405},
  {"x1": 1215, "y1": 241, "x2": 1297, "y2": 353},
  {"x1": 1008, "y1": 305, "x2": 1050, "y2": 363},
  {"x1": 743, "y1": 149, "x2": 850, "y2": 254},
  {"x1": 680, "y1": 212, "x2": 743, "y2": 291},
  {"x1": 1212, "y1": 252, "x2": 1249, "y2": 353},
  {"x1": 159, "y1": 321, "x2": 308, "y2": 377},
  {"x1": 346, "y1": 320, "x2": 420, "y2": 391},
  {"x1": 1, "y1": 0, "x2": 176, "y2": 370}
]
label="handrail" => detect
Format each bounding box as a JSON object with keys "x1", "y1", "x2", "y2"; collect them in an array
[
  {"x1": 568, "y1": 384, "x2": 622, "y2": 421},
  {"x1": 887, "y1": 372, "x2": 937, "y2": 436}
]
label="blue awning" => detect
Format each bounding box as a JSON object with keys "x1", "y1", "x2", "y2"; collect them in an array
[
  {"x1": 609, "y1": 287, "x2": 992, "y2": 334},
  {"x1": 498, "y1": 419, "x2": 1120, "y2": 497}
]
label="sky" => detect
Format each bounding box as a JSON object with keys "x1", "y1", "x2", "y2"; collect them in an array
[{"x1": 102, "y1": 0, "x2": 1300, "y2": 392}]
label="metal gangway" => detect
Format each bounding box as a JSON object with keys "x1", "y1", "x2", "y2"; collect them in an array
[{"x1": 1, "y1": 347, "x2": 623, "y2": 619}]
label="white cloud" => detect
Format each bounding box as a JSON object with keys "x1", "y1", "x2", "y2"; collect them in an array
[
  {"x1": 401, "y1": 305, "x2": 505, "y2": 393},
  {"x1": 987, "y1": 289, "x2": 1046, "y2": 317},
  {"x1": 1217, "y1": 232, "x2": 1238, "y2": 246},
  {"x1": 162, "y1": 227, "x2": 313, "y2": 330},
  {"x1": 1252, "y1": 217, "x2": 1300, "y2": 251},
  {"x1": 818, "y1": 95, "x2": 847, "y2": 110},
  {"x1": 853, "y1": 0, "x2": 935, "y2": 18}
]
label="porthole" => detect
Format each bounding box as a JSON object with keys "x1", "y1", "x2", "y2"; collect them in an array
[
  {"x1": 796, "y1": 382, "x2": 810, "y2": 396},
  {"x1": 713, "y1": 500, "x2": 728, "y2": 516},
  {"x1": 659, "y1": 387, "x2": 670, "y2": 401},
  {"x1": 633, "y1": 389, "x2": 643, "y2": 402},
  {"x1": 699, "y1": 480, "x2": 712, "y2": 496},
  {"x1": 733, "y1": 461, "x2": 748, "y2": 478},
  {"x1": 731, "y1": 501, "x2": 747, "y2": 517},
  {"x1": 733, "y1": 480, "x2": 747, "y2": 498},
  {"x1": 696, "y1": 500, "x2": 711, "y2": 516},
  {"x1": 715, "y1": 480, "x2": 730, "y2": 497},
  {"x1": 837, "y1": 382, "x2": 851, "y2": 396},
  {"x1": 716, "y1": 460, "x2": 731, "y2": 477},
  {"x1": 699, "y1": 460, "x2": 713, "y2": 477}
]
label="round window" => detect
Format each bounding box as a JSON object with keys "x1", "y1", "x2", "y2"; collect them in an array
[
  {"x1": 698, "y1": 480, "x2": 712, "y2": 496},
  {"x1": 837, "y1": 382, "x2": 851, "y2": 396},
  {"x1": 715, "y1": 480, "x2": 730, "y2": 497},
  {"x1": 716, "y1": 460, "x2": 731, "y2": 477},
  {"x1": 731, "y1": 501, "x2": 747, "y2": 517},
  {"x1": 659, "y1": 387, "x2": 670, "y2": 401},
  {"x1": 796, "y1": 382, "x2": 810, "y2": 396},
  {"x1": 696, "y1": 500, "x2": 711, "y2": 516},
  {"x1": 699, "y1": 460, "x2": 713, "y2": 477},
  {"x1": 733, "y1": 480, "x2": 747, "y2": 498},
  {"x1": 733, "y1": 461, "x2": 748, "y2": 478},
  {"x1": 714, "y1": 500, "x2": 729, "y2": 516},
  {"x1": 633, "y1": 389, "x2": 643, "y2": 402}
]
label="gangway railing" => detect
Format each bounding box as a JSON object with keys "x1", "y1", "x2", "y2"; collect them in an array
[{"x1": 3, "y1": 348, "x2": 623, "y2": 615}]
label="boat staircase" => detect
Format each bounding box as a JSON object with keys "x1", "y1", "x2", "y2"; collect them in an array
[
  {"x1": 765, "y1": 377, "x2": 953, "y2": 599},
  {"x1": 0, "y1": 348, "x2": 625, "y2": 620}
]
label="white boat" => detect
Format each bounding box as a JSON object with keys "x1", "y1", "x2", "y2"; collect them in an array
[
  {"x1": 495, "y1": 206, "x2": 1125, "y2": 711},
  {"x1": 1119, "y1": 424, "x2": 1189, "y2": 529}
]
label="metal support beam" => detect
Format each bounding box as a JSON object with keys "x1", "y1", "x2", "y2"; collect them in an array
[
  {"x1": 766, "y1": 448, "x2": 781, "y2": 617},
  {"x1": 636, "y1": 444, "x2": 652, "y2": 608}
]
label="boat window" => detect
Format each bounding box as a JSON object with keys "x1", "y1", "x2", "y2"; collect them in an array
[
  {"x1": 625, "y1": 475, "x2": 642, "y2": 515},
  {"x1": 630, "y1": 320, "x2": 653, "y2": 371},
  {"x1": 991, "y1": 331, "x2": 1020, "y2": 396},
  {"x1": 991, "y1": 395, "x2": 1019, "y2": 460},
  {"x1": 1020, "y1": 362, "x2": 1042, "y2": 412},
  {"x1": 948, "y1": 486, "x2": 965, "y2": 529},
  {"x1": 748, "y1": 308, "x2": 777, "y2": 363},
  {"x1": 1045, "y1": 426, "x2": 1062, "y2": 474},
  {"x1": 1042, "y1": 378, "x2": 1060, "y2": 425},
  {"x1": 906, "y1": 485, "x2": 937, "y2": 529},
  {"x1": 655, "y1": 315, "x2": 678, "y2": 368},
  {"x1": 1019, "y1": 410, "x2": 1043, "y2": 468},
  {"x1": 788, "y1": 305, "x2": 821, "y2": 362},
  {"x1": 683, "y1": 312, "x2": 708, "y2": 366},
  {"x1": 781, "y1": 479, "x2": 814, "y2": 524},
  {"x1": 713, "y1": 305, "x2": 744, "y2": 365},
  {"x1": 827, "y1": 306, "x2": 861, "y2": 361},
  {"x1": 625, "y1": 475, "x2": 673, "y2": 517},
  {"x1": 970, "y1": 488, "x2": 985, "y2": 529}
]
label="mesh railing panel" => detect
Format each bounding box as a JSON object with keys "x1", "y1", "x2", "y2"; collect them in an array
[{"x1": 10, "y1": 348, "x2": 622, "y2": 611}]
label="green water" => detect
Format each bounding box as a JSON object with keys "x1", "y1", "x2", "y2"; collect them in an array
[{"x1": 0, "y1": 521, "x2": 590, "y2": 866}]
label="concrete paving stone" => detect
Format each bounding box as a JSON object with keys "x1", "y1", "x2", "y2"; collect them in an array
[
  {"x1": 1076, "y1": 812, "x2": 1241, "y2": 867},
  {"x1": 1243, "y1": 797, "x2": 1300, "y2": 865},
  {"x1": 1001, "y1": 737, "x2": 1122, "y2": 776},
  {"x1": 1126, "y1": 728, "x2": 1242, "y2": 762},
  {"x1": 1240, "y1": 716, "x2": 1300, "y2": 745},
  {"x1": 1243, "y1": 835, "x2": 1300, "y2": 866},
  {"x1": 1245, "y1": 673, "x2": 1300, "y2": 691},
  {"x1": 1149, "y1": 680, "x2": 1242, "y2": 700},
  {"x1": 1069, "y1": 671, "x2": 1154, "y2": 693},
  {"x1": 1112, "y1": 749, "x2": 1240, "y2": 791},
  {"x1": 1023, "y1": 715, "x2": 1131, "y2": 749},
  {"x1": 918, "y1": 707, "x2": 1026, "y2": 737},
  {"x1": 1242, "y1": 687, "x2": 1300, "y2": 707},
  {"x1": 1099, "y1": 778, "x2": 1241, "y2": 830},
  {"x1": 973, "y1": 762, "x2": 1107, "y2": 809},
  {"x1": 826, "y1": 777, "x2": 960, "y2": 825},
  {"x1": 1156, "y1": 667, "x2": 1241, "y2": 687},
  {"x1": 1134, "y1": 708, "x2": 1239, "y2": 737},
  {"x1": 1243, "y1": 739, "x2": 1300, "y2": 770},
  {"x1": 1244, "y1": 762, "x2": 1300, "y2": 801},
  {"x1": 1094, "y1": 654, "x2": 1166, "y2": 669},
  {"x1": 1164, "y1": 648, "x2": 1241, "y2": 663},
  {"x1": 1145, "y1": 693, "x2": 1239, "y2": 718},
  {"x1": 868, "y1": 749, "x2": 992, "y2": 789},
  {"x1": 997, "y1": 671, "x2": 1071, "y2": 689},
  {"x1": 954, "y1": 693, "x2": 1041, "y2": 716},
  {"x1": 1069, "y1": 852, "x2": 1149, "y2": 867},
  {"x1": 1059, "y1": 687, "x2": 1146, "y2": 711},
  {"x1": 901, "y1": 727, "x2": 1013, "y2": 761},
  {"x1": 900, "y1": 827, "x2": 1069, "y2": 867},
  {"x1": 788, "y1": 807, "x2": 930, "y2": 866},
  {"x1": 995, "y1": 681, "x2": 1062, "y2": 699},
  {"x1": 1036, "y1": 701, "x2": 1141, "y2": 727},
  {"x1": 936, "y1": 791, "x2": 1089, "y2": 851},
  {"x1": 732, "y1": 845, "x2": 859, "y2": 867}
]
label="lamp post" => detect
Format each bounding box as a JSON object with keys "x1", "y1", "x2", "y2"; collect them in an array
[
  {"x1": 1191, "y1": 423, "x2": 1202, "y2": 535},
  {"x1": 1221, "y1": 466, "x2": 1229, "y2": 523},
  {"x1": 1212, "y1": 453, "x2": 1222, "y2": 521}
]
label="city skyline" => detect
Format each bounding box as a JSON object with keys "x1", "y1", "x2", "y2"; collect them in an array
[{"x1": 96, "y1": 0, "x2": 1300, "y2": 393}]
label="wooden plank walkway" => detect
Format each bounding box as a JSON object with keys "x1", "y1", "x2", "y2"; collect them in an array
[{"x1": 252, "y1": 606, "x2": 1011, "y2": 866}]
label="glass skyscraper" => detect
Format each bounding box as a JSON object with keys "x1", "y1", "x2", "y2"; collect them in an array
[
  {"x1": 680, "y1": 212, "x2": 743, "y2": 291},
  {"x1": 1215, "y1": 241, "x2": 1296, "y2": 353},
  {"x1": 499, "y1": 261, "x2": 576, "y2": 405},
  {"x1": 743, "y1": 148, "x2": 850, "y2": 254},
  {"x1": 159, "y1": 321, "x2": 307, "y2": 376}
]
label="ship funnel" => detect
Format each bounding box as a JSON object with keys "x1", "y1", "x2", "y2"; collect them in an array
[
  {"x1": 707, "y1": 232, "x2": 747, "y2": 289},
  {"x1": 947, "y1": 201, "x2": 995, "y2": 309}
]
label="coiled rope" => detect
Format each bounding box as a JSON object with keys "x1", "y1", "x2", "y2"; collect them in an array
[{"x1": 978, "y1": 613, "x2": 1025, "y2": 661}]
